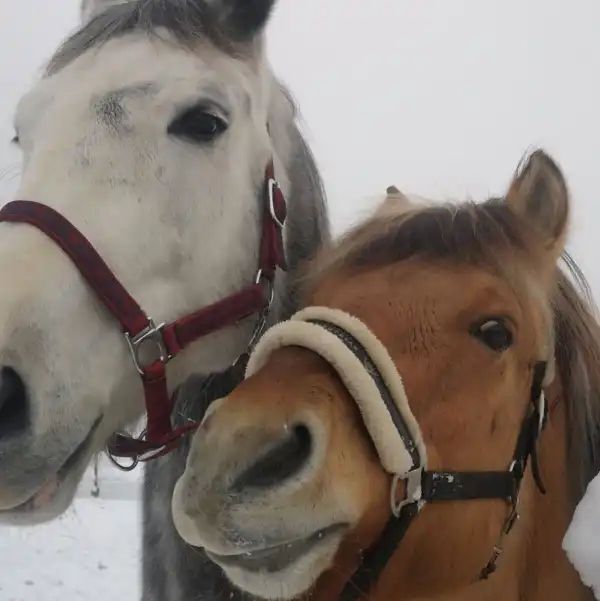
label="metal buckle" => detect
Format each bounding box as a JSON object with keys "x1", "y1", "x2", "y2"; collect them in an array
[
  {"x1": 267, "y1": 178, "x2": 285, "y2": 229},
  {"x1": 390, "y1": 467, "x2": 423, "y2": 517},
  {"x1": 125, "y1": 317, "x2": 171, "y2": 375}
]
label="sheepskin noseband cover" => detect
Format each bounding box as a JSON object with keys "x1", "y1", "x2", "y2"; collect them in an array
[{"x1": 245, "y1": 306, "x2": 428, "y2": 476}]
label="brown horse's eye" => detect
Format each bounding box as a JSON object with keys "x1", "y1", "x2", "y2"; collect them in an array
[{"x1": 471, "y1": 318, "x2": 513, "y2": 352}]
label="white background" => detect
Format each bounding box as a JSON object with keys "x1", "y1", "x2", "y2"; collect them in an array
[{"x1": 1, "y1": 1, "x2": 600, "y2": 599}]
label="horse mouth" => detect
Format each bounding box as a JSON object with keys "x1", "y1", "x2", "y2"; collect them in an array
[
  {"x1": 206, "y1": 523, "x2": 348, "y2": 573},
  {"x1": 3, "y1": 416, "x2": 102, "y2": 514}
]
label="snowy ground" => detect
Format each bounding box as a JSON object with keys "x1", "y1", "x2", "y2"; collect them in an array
[
  {"x1": 2, "y1": 456, "x2": 142, "y2": 601},
  {"x1": 4, "y1": 454, "x2": 600, "y2": 601}
]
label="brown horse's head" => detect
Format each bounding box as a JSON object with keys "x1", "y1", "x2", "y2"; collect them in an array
[{"x1": 171, "y1": 150, "x2": 593, "y2": 601}]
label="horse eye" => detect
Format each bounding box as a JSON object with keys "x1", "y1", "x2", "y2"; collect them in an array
[
  {"x1": 167, "y1": 106, "x2": 228, "y2": 144},
  {"x1": 471, "y1": 318, "x2": 513, "y2": 352},
  {"x1": 10, "y1": 134, "x2": 19, "y2": 146}
]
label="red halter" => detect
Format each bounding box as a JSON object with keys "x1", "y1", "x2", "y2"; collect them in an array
[{"x1": 0, "y1": 161, "x2": 287, "y2": 467}]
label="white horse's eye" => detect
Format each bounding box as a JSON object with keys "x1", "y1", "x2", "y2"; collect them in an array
[
  {"x1": 167, "y1": 105, "x2": 228, "y2": 144},
  {"x1": 10, "y1": 134, "x2": 19, "y2": 146}
]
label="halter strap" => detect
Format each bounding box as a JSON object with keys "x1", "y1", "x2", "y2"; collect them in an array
[{"x1": 0, "y1": 160, "x2": 287, "y2": 463}]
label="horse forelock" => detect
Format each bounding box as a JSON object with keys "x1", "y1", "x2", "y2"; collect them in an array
[{"x1": 47, "y1": 0, "x2": 254, "y2": 76}]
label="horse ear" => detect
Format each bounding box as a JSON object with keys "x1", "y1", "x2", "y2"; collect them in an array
[
  {"x1": 373, "y1": 185, "x2": 414, "y2": 219},
  {"x1": 80, "y1": 0, "x2": 126, "y2": 23},
  {"x1": 207, "y1": 0, "x2": 277, "y2": 43},
  {"x1": 505, "y1": 149, "x2": 570, "y2": 253}
]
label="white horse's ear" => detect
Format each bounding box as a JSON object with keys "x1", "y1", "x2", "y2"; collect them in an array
[
  {"x1": 206, "y1": 0, "x2": 277, "y2": 43},
  {"x1": 80, "y1": 0, "x2": 127, "y2": 23}
]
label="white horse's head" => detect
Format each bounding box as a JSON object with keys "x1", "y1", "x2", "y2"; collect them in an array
[{"x1": 0, "y1": 0, "x2": 306, "y2": 524}]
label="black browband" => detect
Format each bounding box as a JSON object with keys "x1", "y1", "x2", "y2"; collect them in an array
[{"x1": 306, "y1": 319, "x2": 548, "y2": 601}]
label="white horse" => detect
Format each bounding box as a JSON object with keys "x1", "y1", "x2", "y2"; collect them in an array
[{"x1": 0, "y1": 0, "x2": 329, "y2": 563}]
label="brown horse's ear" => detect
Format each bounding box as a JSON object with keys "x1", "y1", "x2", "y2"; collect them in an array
[
  {"x1": 505, "y1": 149, "x2": 570, "y2": 253},
  {"x1": 373, "y1": 185, "x2": 414, "y2": 218}
]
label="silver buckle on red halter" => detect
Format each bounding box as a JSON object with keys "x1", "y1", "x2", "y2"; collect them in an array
[{"x1": 124, "y1": 316, "x2": 172, "y2": 375}]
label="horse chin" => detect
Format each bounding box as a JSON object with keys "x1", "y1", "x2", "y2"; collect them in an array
[
  {"x1": 0, "y1": 417, "x2": 102, "y2": 526},
  {"x1": 206, "y1": 525, "x2": 347, "y2": 600}
]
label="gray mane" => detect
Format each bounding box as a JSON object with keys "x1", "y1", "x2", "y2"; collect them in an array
[{"x1": 47, "y1": 0, "x2": 245, "y2": 75}]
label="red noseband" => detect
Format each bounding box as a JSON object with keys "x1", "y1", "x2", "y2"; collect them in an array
[{"x1": 0, "y1": 160, "x2": 287, "y2": 467}]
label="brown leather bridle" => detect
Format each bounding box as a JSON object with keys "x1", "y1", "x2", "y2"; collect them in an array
[{"x1": 0, "y1": 161, "x2": 287, "y2": 468}]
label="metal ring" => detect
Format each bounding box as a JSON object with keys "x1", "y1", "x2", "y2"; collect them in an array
[
  {"x1": 104, "y1": 428, "x2": 148, "y2": 472},
  {"x1": 105, "y1": 447, "x2": 139, "y2": 472},
  {"x1": 267, "y1": 178, "x2": 285, "y2": 229}
]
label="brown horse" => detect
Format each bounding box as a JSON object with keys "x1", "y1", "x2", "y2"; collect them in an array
[{"x1": 171, "y1": 150, "x2": 600, "y2": 601}]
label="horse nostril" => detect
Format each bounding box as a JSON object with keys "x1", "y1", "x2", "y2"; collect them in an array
[
  {"x1": 231, "y1": 424, "x2": 313, "y2": 491},
  {"x1": 0, "y1": 367, "x2": 28, "y2": 438}
]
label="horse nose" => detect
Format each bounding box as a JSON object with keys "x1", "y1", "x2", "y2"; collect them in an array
[
  {"x1": 0, "y1": 367, "x2": 28, "y2": 438},
  {"x1": 230, "y1": 423, "x2": 313, "y2": 492}
]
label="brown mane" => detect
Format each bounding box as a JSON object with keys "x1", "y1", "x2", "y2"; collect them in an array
[{"x1": 306, "y1": 198, "x2": 600, "y2": 501}]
